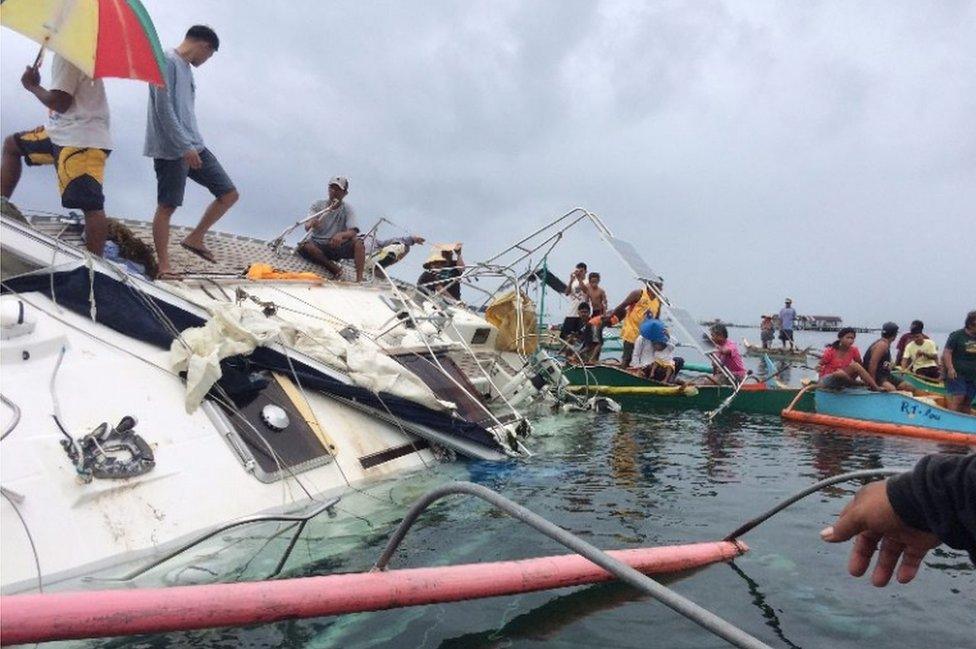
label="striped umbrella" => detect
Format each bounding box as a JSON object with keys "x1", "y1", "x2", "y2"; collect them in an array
[{"x1": 0, "y1": 0, "x2": 166, "y2": 85}]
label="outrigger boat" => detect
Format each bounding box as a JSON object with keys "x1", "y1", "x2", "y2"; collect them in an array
[
  {"x1": 742, "y1": 338, "x2": 811, "y2": 361},
  {"x1": 782, "y1": 388, "x2": 976, "y2": 445},
  {"x1": 890, "y1": 369, "x2": 976, "y2": 405},
  {"x1": 563, "y1": 365, "x2": 814, "y2": 415},
  {"x1": 0, "y1": 204, "x2": 585, "y2": 593}
]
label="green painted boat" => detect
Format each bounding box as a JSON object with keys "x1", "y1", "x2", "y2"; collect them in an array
[
  {"x1": 563, "y1": 365, "x2": 814, "y2": 415},
  {"x1": 891, "y1": 369, "x2": 976, "y2": 405}
]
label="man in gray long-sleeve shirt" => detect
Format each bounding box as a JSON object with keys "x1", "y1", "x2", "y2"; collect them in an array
[{"x1": 145, "y1": 25, "x2": 238, "y2": 279}]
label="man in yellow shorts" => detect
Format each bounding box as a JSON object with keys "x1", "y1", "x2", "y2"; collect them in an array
[{"x1": 2, "y1": 55, "x2": 111, "y2": 255}]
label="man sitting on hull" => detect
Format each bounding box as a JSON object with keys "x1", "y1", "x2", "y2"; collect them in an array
[{"x1": 299, "y1": 176, "x2": 365, "y2": 281}]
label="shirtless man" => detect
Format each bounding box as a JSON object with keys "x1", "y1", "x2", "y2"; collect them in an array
[
  {"x1": 586, "y1": 272, "x2": 607, "y2": 316},
  {"x1": 584, "y1": 272, "x2": 607, "y2": 362}
]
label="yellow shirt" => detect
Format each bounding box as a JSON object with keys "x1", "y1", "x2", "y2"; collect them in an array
[
  {"x1": 903, "y1": 338, "x2": 939, "y2": 372},
  {"x1": 621, "y1": 288, "x2": 662, "y2": 344}
]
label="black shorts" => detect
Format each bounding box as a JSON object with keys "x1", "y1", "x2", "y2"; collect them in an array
[
  {"x1": 914, "y1": 366, "x2": 940, "y2": 380},
  {"x1": 154, "y1": 148, "x2": 235, "y2": 208},
  {"x1": 621, "y1": 340, "x2": 635, "y2": 366},
  {"x1": 590, "y1": 310, "x2": 605, "y2": 343},
  {"x1": 309, "y1": 238, "x2": 356, "y2": 261},
  {"x1": 779, "y1": 329, "x2": 794, "y2": 342},
  {"x1": 14, "y1": 126, "x2": 109, "y2": 211}
]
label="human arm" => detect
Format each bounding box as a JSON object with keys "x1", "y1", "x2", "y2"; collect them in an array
[
  {"x1": 820, "y1": 454, "x2": 976, "y2": 586},
  {"x1": 899, "y1": 344, "x2": 913, "y2": 370},
  {"x1": 328, "y1": 228, "x2": 359, "y2": 247},
  {"x1": 942, "y1": 336, "x2": 958, "y2": 380},
  {"x1": 327, "y1": 206, "x2": 360, "y2": 246},
  {"x1": 21, "y1": 65, "x2": 73, "y2": 113},
  {"x1": 817, "y1": 347, "x2": 833, "y2": 375},
  {"x1": 920, "y1": 340, "x2": 939, "y2": 361},
  {"x1": 865, "y1": 341, "x2": 886, "y2": 379},
  {"x1": 607, "y1": 289, "x2": 642, "y2": 322},
  {"x1": 147, "y1": 58, "x2": 201, "y2": 168},
  {"x1": 662, "y1": 365, "x2": 675, "y2": 383}
]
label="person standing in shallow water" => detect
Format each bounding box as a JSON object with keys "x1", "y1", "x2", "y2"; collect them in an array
[{"x1": 146, "y1": 25, "x2": 239, "y2": 279}]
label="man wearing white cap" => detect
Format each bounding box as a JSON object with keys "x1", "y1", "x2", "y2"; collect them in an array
[
  {"x1": 300, "y1": 176, "x2": 365, "y2": 281},
  {"x1": 779, "y1": 297, "x2": 797, "y2": 351}
]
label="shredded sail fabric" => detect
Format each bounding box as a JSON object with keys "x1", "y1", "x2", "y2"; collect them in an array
[{"x1": 169, "y1": 303, "x2": 454, "y2": 413}]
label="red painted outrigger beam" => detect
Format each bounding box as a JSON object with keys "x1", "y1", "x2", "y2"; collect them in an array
[{"x1": 0, "y1": 541, "x2": 745, "y2": 645}]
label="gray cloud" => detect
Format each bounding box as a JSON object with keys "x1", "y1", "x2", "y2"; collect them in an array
[{"x1": 2, "y1": 0, "x2": 973, "y2": 330}]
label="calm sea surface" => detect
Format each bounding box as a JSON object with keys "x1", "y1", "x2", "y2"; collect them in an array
[{"x1": 72, "y1": 328, "x2": 972, "y2": 649}]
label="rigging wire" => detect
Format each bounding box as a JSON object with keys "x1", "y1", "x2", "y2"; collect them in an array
[
  {"x1": 1, "y1": 487, "x2": 43, "y2": 594},
  {"x1": 1, "y1": 393, "x2": 22, "y2": 441}
]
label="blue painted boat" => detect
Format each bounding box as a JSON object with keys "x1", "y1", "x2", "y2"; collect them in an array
[{"x1": 814, "y1": 389, "x2": 976, "y2": 435}]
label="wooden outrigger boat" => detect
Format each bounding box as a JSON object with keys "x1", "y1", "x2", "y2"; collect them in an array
[
  {"x1": 890, "y1": 369, "x2": 976, "y2": 405},
  {"x1": 742, "y1": 338, "x2": 811, "y2": 361},
  {"x1": 782, "y1": 388, "x2": 976, "y2": 445},
  {"x1": 563, "y1": 365, "x2": 814, "y2": 415}
]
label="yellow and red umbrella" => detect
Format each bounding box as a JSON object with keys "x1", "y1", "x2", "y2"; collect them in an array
[{"x1": 1, "y1": 0, "x2": 166, "y2": 85}]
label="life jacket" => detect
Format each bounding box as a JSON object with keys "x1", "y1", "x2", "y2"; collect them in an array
[{"x1": 621, "y1": 288, "x2": 662, "y2": 344}]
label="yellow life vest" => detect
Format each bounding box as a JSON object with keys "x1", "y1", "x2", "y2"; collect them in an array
[{"x1": 621, "y1": 288, "x2": 662, "y2": 344}]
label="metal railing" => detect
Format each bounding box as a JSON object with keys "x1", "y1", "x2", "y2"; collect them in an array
[{"x1": 372, "y1": 481, "x2": 769, "y2": 649}]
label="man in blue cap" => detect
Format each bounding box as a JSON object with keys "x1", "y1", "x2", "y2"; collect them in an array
[{"x1": 629, "y1": 318, "x2": 684, "y2": 382}]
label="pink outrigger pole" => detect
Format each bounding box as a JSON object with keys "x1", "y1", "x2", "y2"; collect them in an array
[{"x1": 0, "y1": 541, "x2": 745, "y2": 645}]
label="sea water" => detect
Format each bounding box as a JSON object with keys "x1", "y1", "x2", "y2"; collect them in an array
[{"x1": 67, "y1": 328, "x2": 972, "y2": 649}]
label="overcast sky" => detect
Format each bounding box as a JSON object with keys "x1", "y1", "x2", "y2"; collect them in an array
[{"x1": 2, "y1": 1, "x2": 973, "y2": 330}]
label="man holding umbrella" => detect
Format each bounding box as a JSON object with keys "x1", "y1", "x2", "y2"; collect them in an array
[
  {"x1": 1, "y1": 0, "x2": 177, "y2": 259},
  {"x1": 2, "y1": 55, "x2": 111, "y2": 255}
]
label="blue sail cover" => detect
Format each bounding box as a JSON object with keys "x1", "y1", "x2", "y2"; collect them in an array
[{"x1": 2, "y1": 267, "x2": 502, "y2": 452}]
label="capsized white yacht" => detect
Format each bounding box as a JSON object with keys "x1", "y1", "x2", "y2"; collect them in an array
[{"x1": 0, "y1": 204, "x2": 577, "y2": 594}]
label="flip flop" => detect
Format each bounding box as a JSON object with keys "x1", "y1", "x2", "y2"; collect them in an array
[
  {"x1": 180, "y1": 240, "x2": 216, "y2": 263},
  {"x1": 156, "y1": 271, "x2": 184, "y2": 281}
]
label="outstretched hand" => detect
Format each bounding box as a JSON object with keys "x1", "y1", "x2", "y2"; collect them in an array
[{"x1": 820, "y1": 480, "x2": 940, "y2": 586}]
